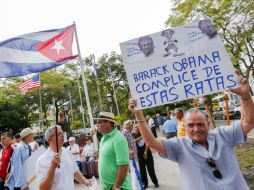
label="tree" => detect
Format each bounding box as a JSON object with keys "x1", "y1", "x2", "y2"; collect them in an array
[
  {"x1": 0, "y1": 88, "x2": 30, "y2": 133},
  {"x1": 85, "y1": 52, "x2": 130, "y2": 118},
  {"x1": 166, "y1": 0, "x2": 254, "y2": 79}
]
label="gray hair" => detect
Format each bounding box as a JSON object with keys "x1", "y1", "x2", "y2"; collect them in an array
[
  {"x1": 1, "y1": 132, "x2": 13, "y2": 139},
  {"x1": 45, "y1": 125, "x2": 62, "y2": 142},
  {"x1": 183, "y1": 108, "x2": 207, "y2": 124},
  {"x1": 174, "y1": 108, "x2": 184, "y2": 115}
]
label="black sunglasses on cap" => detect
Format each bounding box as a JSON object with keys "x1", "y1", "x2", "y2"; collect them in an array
[{"x1": 206, "y1": 157, "x2": 223, "y2": 179}]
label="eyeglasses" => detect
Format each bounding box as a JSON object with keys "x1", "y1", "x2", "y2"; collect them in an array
[{"x1": 206, "y1": 157, "x2": 223, "y2": 179}]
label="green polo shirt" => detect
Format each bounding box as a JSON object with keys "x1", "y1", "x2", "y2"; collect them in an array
[{"x1": 99, "y1": 128, "x2": 132, "y2": 190}]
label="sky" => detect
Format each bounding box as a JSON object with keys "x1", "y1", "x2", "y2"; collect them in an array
[{"x1": 1, "y1": 0, "x2": 172, "y2": 59}]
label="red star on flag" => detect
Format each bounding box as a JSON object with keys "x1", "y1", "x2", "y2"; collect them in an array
[{"x1": 35, "y1": 25, "x2": 75, "y2": 62}]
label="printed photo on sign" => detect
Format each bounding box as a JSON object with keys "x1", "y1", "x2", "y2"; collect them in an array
[{"x1": 120, "y1": 19, "x2": 238, "y2": 110}]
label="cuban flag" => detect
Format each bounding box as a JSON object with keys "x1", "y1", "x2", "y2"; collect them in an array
[
  {"x1": 89, "y1": 54, "x2": 97, "y2": 77},
  {"x1": 0, "y1": 25, "x2": 77, "y2": 78}
]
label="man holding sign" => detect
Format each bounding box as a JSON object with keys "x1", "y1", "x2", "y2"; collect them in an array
[{"x1": 128, "y1": 71, "x2": 254, "y2": 190}]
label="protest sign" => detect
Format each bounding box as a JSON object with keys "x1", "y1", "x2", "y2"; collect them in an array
[
  {"x1": 120, "y1": 19, "x2": 238, "y2": 109},
  {"x1": 24, "y1": 146, "x2": 46, "y2": 190}
]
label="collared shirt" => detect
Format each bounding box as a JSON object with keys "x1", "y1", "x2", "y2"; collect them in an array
[
  {"x1": 67, "y1": 143, "x2": 80, "y2": 162},
  {"x1": 36, "y1": 147, "x2": 79, "y2": 190},
  {"x1": 163, "y1": 119, "x2": 177, "y2": 133},
  {"x1": 0, "y1": 145, "x2": 14, "y2": 179},
  {"x1": 162, "y1": 121, "x2": 249, "y2": 190},
  {"x1": 156, "y1": 116, "x2": 165, "y2": 126},
  {"x1": 122, "y1": 128, "x2": 138, "y2": 160},
  {"x1": 148, "y1": 118, "x2": 155, "y2": 128},
  {"x1": 5, "y1": 141, "x2": 31, "y2": 190},
  {"x1": 99, "y1": 128, "x2": 132, "y2": 190}
]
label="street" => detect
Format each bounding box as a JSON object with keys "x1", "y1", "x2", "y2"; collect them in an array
[{"x1": 75, "y1": 119, "x2": 254, "y2": 190}]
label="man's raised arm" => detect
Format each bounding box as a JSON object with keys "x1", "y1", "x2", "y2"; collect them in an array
[{"x1": 230, "y1": 71, "x2": 254, "y2": 135}]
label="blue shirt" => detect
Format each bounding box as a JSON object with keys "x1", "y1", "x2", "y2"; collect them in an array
[
  {"x1": 163, "y1": 119, "x2": 177, "y2": 133},
  {"x1": 162, "y1": 121, "x2": 249, "y2": 190},
  {"x1": 5, "y1": 141, "x2": 31, "y2": 190},
  {"x1": 156, "y1": 116, "x2": 164, "y2": 125}
]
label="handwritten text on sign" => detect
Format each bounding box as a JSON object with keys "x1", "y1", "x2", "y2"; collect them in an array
[{"x1": 120, "y1": 19, "x2": 237, "y2": 109}]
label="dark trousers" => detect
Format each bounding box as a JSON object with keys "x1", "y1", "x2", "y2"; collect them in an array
[
  {"x1": 165, "y1": 132, "x2": 177, "y2": 139},
  {"x1": 137, "y1": 148, "x2": 158, "y2": 186},
  {"x1": 151, "y1": 127, "x2": 157, "y2": 138}
]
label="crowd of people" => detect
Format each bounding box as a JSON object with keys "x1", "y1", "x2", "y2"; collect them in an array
[
  {"x1": 0, "y1": 127, "x2": 97, "y2": 190},
  {"x1": 0, "y1": 73, "x2": 253, "y2": 190}
]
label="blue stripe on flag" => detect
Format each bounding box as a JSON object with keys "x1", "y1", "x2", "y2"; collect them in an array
[
  {"x1": 0, "y1": 38, "x2": 40, "y2": 51},
  {"x1": 0, "y1": 57, "x2": 76, "y2": 77}
]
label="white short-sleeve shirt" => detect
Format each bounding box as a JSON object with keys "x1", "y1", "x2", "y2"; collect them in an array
[
  {"x1": 82, "y1": 143, "x2": 95, "y2": 157},
  {"x1": 36, "y1": 147, "x2": 79, "y2": 190},
  {"x1": 67, "y1": 143, "x2": 80, "y2": 162}
]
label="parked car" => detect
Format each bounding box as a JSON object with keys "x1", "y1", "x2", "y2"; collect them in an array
[
  {"x1": 213, "y1": 106, "x2": 235, "y2": 120},
  {"x1": 234, "y1": 106, "x2": 241, "y2": 119}
]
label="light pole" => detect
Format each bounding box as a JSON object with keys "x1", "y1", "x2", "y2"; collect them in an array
[
  {"x1": 63, "y1": 103, "x2": 70, "y2": 137},
  {"x1": 107, "y1": 91, "x2": 113, "y2": 113}
]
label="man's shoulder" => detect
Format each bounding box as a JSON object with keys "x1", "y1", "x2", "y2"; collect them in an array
[{"x1": 113, "y1": 131, "x2": 128, "y2": 143}]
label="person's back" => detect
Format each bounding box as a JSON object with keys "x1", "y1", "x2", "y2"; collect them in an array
[{"x1": 163, "y1": 119, "x2": 177, "y2": 139}]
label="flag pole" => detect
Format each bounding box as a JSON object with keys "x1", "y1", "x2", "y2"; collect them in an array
[
  {"x1": 75, "y1": 67, "x2": 86, "y2": 128},
  {"x1": 73, "y1": 22, "x2": 94, "y2": 130},
  {"x1": 108, "y1": 64, "x2": 120, "y2": 116},
  {"x1": 68, "y1": 89, "x2": 74, "y2": 130},
  {"x1": 92, "y1": 54, "x2": 103, "y2": 111},
  {"x1": 38, "y1": 74, "x2": 46, "y2": 145}
]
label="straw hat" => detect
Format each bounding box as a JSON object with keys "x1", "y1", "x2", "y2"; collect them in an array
[{"x1": 93, "y1": 112, "x2": 116, "y2": 123}]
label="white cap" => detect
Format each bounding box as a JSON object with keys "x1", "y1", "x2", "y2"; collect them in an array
[
  {"x1": 68, "y1": 137, "x2": 75, "y2": 141},
  {"x1": 20, "y1": 128, "x2": 34, "y2": 139}
]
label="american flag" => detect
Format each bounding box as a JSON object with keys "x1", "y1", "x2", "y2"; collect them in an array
[{"x1": 18, "y1": 75, "x2": 40, "y2": 94}]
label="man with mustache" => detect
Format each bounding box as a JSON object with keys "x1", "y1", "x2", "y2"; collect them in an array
[{"x1": 128, "y1": 72, "x2": 254, "y2": 190}]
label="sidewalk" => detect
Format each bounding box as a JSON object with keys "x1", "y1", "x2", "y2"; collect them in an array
[{"x1": 145, "y1": 151, "x2": 182, "y2": 190}]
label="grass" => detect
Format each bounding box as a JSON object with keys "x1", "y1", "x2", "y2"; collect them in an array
[{"x1": 235, "y1": 141, "x2": 254, "y2": 189}]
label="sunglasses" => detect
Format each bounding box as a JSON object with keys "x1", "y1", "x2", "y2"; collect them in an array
[{"x1": 206, "y1": 157, "x2": 223, "y2": 179}]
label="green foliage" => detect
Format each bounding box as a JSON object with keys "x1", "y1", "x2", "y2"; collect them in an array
[
  {"x1": 115, "y1": 115, "x2": 129, "y2": 125},
  {"x1": 73, "y1": 120, "x2": 83, "y2": 129},
  {"x1": 0, "y1": 90, "x2": 30, "y2": 133}
]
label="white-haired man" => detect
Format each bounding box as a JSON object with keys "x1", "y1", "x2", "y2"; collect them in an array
[
  {"x1": 36, "y1": 125, "x2": 90, "y2": 190},
  {"x1": 128, "y1": 72, "x2": 254, "y2": 190},
  {"x1": 5, "y1": 128, "x2": 34, "y2": 190},
  {"x1": 67, "y1": 137, "x2": 81, "y2": 171}
]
